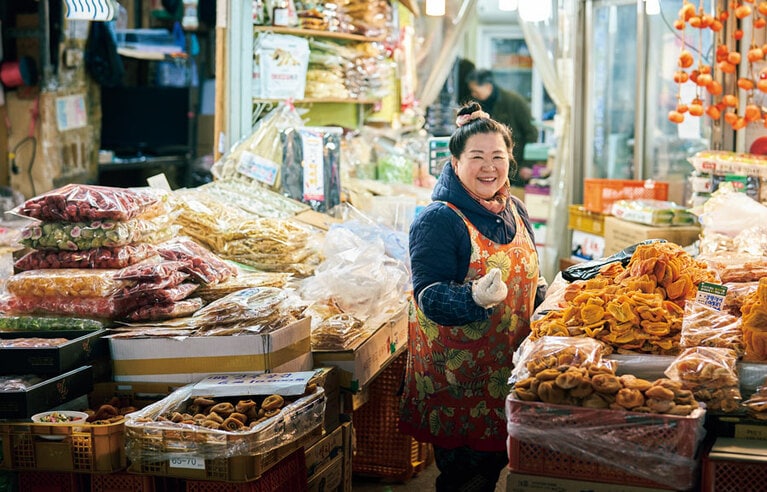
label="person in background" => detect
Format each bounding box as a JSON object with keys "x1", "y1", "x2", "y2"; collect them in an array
[
  {"x1": 456, "y1": 58, "x2": 477, "y2": 105},
  {"x1": 466, "y1": 69, "x2": 539, "y2": 189},
  {"x1": 399, "y1": 102, "x2": 547, "y2": 492}
]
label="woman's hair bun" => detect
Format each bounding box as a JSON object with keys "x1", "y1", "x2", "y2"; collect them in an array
[{"x1": 457, "y1": 101, "x2": 483, "y2": 117}]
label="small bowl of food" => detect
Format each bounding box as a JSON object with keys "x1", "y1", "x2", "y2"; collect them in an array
[{"x1": 31, "y1": 411, "x2": 89, "y2": 440}]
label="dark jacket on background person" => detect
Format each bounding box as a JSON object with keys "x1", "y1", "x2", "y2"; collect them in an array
[
  {"x1": 482, "y1": 86, "x2": 539, "y2": 185},
  {"x1": 409, "y1": 162, "x2": 546, "y2": 327}
]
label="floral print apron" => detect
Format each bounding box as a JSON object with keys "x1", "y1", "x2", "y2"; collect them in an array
[{"x1": 399, "y1": 202, "x2": 539, "y2": 451}]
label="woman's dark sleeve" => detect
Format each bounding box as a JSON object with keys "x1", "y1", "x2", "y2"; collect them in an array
[{"x1": 410, "y1": 205, "x2": 491, "y2": 325}]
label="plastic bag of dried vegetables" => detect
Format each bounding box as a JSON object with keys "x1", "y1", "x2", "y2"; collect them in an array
[
  {"x1": 20, "y1": 214, "x2": 177, "y2": 251},
  {"x1": 0, "y1": 315, "x2": 106, "y2": 331},
  {"x1": 211, "y1": 102, "x2": 304, "y2": 192},
  {"x1": 281, "y1": 126, "x2": 342, "y2": 212}
]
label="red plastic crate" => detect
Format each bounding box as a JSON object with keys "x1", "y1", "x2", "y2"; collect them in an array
[
  {"x1": 702, "y1": 455, "x2": 767, "y2": 492},
  {"x1": 506, "y1": 398, "x2": 703, "y2": 491},
  {"x1": 352, "y1": 351, "x2": 433, "y2": 482},
  {"x1": 17, "y1": 471, "x2": 83, "y2": 492},
  {"x1": 91, "y1": 472, "x2": 154, "y2": 492},
  {"x1": 583, "y1": 179, "x2": 669, "y2": 214},
  {"x1": 185, "y1": 448, "x2": 307, "y2": 492}
]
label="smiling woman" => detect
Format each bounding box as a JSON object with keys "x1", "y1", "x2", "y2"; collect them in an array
[{"x1": 399, "y1": 101, "x2": 548, "y2": 491}]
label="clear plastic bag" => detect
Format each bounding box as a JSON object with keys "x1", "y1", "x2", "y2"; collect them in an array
[
  {"x1": 124, "y1": 384, "x2": 324, "y2": 462},
  {"x1": 511, "y1": 336, "x2": 612, "y2": 383},
  {"x1": 6, "y1": 269, "x2": 127, "y2": 298},
  {"x1": 14, "y1": 184, "x2": 165, "y2": 222},
  {"x1": 298, "y1": 226, "x2": 409, "y2": 323},
  {"x1": 665, "y1": 346, "x2": 741, "y2": 412},
  {"x1": 156, "y1": 237, "x2": 237, "y2": 286},
  {"x1": 679, "y1": 301, "x2": 744, "y2": 356},
  {"x1": 20, "y1": 214, "x2": 177, "y2": 251},
  {"x1": 14, "y1": 243, "x2": 157, "y2": 271},
  {"x1": 125, "y1": 298, "x2": 204, "y2": 322}
]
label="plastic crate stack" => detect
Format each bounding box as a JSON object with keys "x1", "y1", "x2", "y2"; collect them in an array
[{"x1": 351, "y1": 351, "x2": 433, "y2": 482}]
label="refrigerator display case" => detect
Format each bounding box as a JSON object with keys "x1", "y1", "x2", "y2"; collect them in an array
[
  {"x1": 577, "y1": 0, "x2": 713, "y2": 204},
  {"x1": 476, "y1": 24, "x2": 554, "y2": 122}
]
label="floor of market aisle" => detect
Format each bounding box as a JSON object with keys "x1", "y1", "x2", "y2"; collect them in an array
[{"x1": 352, "y1": 463, "x2": 509, "y2": 491}]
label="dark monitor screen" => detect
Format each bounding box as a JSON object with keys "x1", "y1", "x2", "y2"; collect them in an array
[{"x1": 100, "y1": 86, "x2": 191, "y2": 157}]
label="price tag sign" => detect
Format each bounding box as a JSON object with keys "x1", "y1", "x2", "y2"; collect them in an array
[
  {"x1": 168, "y1": 455, "x2": 205, "y2": 470},
  {"x1": 236, "y1": 151, "x2": 279, "y2": 187},
  {"x1": 695, "y1": 282, "x2": 728, "y2": 311}
]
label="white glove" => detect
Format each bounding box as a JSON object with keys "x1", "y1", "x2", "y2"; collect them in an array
[{"x1": 471, "y1": 268, "x2": 508, "y2": 309}]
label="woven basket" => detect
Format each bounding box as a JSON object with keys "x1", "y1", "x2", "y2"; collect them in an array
[{"x1": 352, "y1": 351, "x2": 433, "y2": 482}]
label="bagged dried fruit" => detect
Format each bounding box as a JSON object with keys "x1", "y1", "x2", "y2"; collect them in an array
[
  {"x1": 156, "y1": 237, "x2": 237, "y2": 285},
  {"x1": 6, "y1": 269, "x2": 127, "y2": 298},
  {"x1": 679, "y1": 301, "x2": 744, "y2": 356},
  {"x1": 665, "y1": 346, "x2": 741, "y2": 412},
  {"x1": 14, "y1": 243, "x2": 157, "y2": 271},
  {"x1": 20, "y1": 215, "x2": 176, "y2": 251},
  {"x1": 125, "y1": 298, "x2": 204, "y2": 322},
  {"x1": 13, "y1": 184, "x2": 165, "y2": 222}
]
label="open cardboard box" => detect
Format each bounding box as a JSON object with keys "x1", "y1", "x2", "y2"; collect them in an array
[
  {"x1": 109, "y1": 317, "x2": 312, "y2": 384},
  {"x1": 313, "y1": 307, "x2": 408, "y2": 392}
]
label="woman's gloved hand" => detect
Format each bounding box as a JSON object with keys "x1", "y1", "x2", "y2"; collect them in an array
[{"x1": 471, "y1": 268, "x2": 508, "y2": 308}]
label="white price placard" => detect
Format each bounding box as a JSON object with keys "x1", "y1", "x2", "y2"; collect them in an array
[{"x1": 168, "y1": 455, "x2": 206, "y2": 470}]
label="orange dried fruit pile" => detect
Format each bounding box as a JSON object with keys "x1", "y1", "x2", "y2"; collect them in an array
[{"x1": 532, "y1": 242, "x2": 718, "y2": 355}]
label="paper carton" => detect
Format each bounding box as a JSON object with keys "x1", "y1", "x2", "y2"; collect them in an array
[
  {"x1": 313, "y1": 308, "x2": 407, "y2": 392},
  {"x1": 109, "y1": 317, "x2": 312, "y2": 384}
]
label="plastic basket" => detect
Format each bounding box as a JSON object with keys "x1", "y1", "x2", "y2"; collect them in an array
[
  {"x1": 506, "y1": 399, "x2": 704, "y2": 491},
  {"x1": 185, "y1": 448, "x2": 307, "y2": 492},
  {"x1": 701, "y1": 455, "x2": 767, "y2": 492},
  {"x1": 568, "y1": 205, "x2": 606, "y2": 236},
  {"x1": 91, "y1": 472, "x2": 155, "y2": 492},
  {"x1": 352, "y1": 351, "x2": 433, "y2": 482},
  {"x1": 17, "y1": 471, "x2": 84, "y2": 492},
  {"x1": 583, "y1": 179, "x2": 669, "y2": 214},
  {"x1": 0, "y1": 419, "x2": 125, "y2": 473}
]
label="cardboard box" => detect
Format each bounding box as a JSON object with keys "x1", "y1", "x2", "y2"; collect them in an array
[
  {"x1": 603, "y1": 216, "x2": 701, "y2": 256},
  {"x1": 305, "y1": 424, "x2": 344, "y2": 482},
  {"x1": 311, "y1": 367, "x2": 340, "y2": 432},
  {"x1": 506, "y1": 472, "x2": 667, "y2": 492},
  {"x1": 292, "y1": 209, "x2": 342, "y2": 231},
  {"x1": 307, "y1": 454, "x2": 343, "y2": 492},
  {"x1": 313, "y1": 308, "x2": 408, "y2": 392},
  {"x1": 0, "y1": 365, "x2": 93, "y2": 419},
  {"x1": 524, "y1": 186, "x2": 550, "y2": 221},
  {"x1": 109, "y1": 317, "x2": 312, "y2": 384},
  {"x1": 342, "y1": 421, "x2": 353, "y2": 492},
  {"x1": 0, "y1": 329, "x2": 106, "y2": 375}
]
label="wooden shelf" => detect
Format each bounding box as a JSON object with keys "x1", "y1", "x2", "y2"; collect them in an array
[
  {"x1": 253, "y1": 25, "x2": 385, "y2": 43},
  {"x1": 253, "y1": 97, "x2": 379, "y2": 104}
]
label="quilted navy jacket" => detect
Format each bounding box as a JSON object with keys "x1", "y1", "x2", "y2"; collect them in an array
[{"x1": 410, "y1": 162, "x2": 547, "y2": 326}]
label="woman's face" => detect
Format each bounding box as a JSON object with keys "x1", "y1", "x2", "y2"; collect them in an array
[{"x1": 452, "y1": 132, "x2": 510, "y2": 199}]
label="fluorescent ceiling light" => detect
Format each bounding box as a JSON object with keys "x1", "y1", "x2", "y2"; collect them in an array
[{"x1": 425, "y1": 0, "x2": 446, "y2": 16}]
